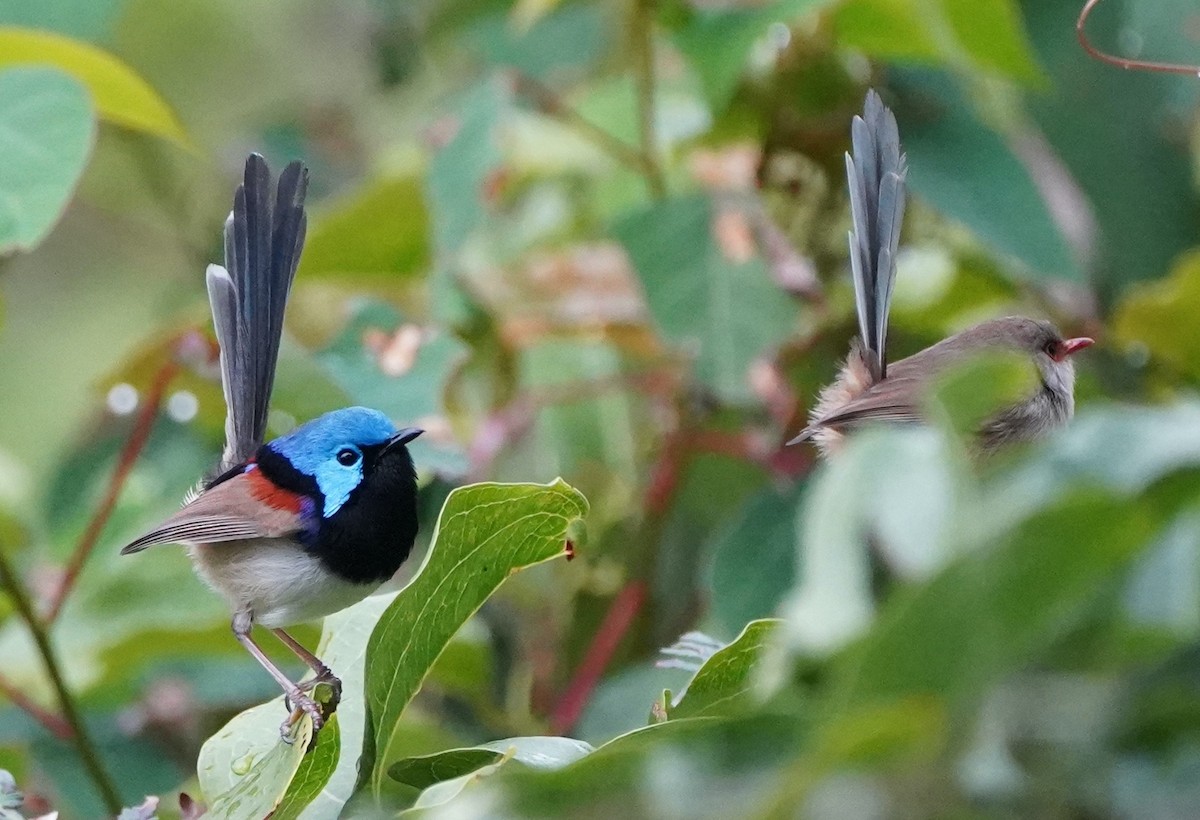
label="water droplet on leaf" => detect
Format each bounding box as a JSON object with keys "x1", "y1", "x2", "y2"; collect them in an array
[{"x1": 231, "y1": 752, "x2": 254, "y2": 775}]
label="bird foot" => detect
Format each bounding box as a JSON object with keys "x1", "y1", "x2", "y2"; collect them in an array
[
  {"x1": 279, "y1": 692, "x2": 325, "y2": 742},
  {"x1": 297, "y1": 670, "x2": 343, "y2": 707}
]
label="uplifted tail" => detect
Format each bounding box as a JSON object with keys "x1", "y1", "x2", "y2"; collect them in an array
[
  {"x1": 206, "y1": 154, "x2": 309, "y2": 470},
  {"x1": 846, "y1": 89, "x2": 907, "y2": 381}
]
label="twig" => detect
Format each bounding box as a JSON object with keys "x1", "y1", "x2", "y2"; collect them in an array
[
  {"x1": 0, "y1": 672, "x2": 73, "y2": 740},
  {"x1": 512, "y1": 72, "x2": 650, "y2": 177},
  {"x1": 549, "y1": 581, "x2": 647, "y2": 734},
  {"x1": 43, "y1": 357, "x2": 181, "y2": 622},
  {"x1": 1077, "y1": 0, "x2": 1200, "y2": 75},
  {"x1": 631, "y1": 0, "x2": 667, "y2": 199},
  {"x1": 0, "y1": 544, "x2": 123, "y2": 813}
]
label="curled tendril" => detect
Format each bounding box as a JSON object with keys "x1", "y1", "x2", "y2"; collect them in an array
[{"x1": 1077, "y1": 0, "x2": 1200, "y2": 75}]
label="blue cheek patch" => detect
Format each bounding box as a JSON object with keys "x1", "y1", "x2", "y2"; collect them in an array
[
  {"x1": 264, "y1": 406, "x2": 399, "y2": 523},
  {"x1": 314, "y1": 466, "x2": 362, "y2": 518}
]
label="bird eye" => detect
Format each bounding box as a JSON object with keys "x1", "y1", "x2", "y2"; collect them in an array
[
  {"x1": 1043, "y1": 340, "x2": 1059, "y2": 358},
  {"x1": 336, "y1": 448, "x2": 360, "y2": 466}
]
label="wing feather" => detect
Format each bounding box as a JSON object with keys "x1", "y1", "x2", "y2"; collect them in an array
[{"x1": 119, "y1": 472, "x2": 306, "y2": 553}]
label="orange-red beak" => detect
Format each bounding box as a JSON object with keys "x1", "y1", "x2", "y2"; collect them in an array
[{"x1": 1058, "y1": 337, "x2": 1094, "y2": 360}]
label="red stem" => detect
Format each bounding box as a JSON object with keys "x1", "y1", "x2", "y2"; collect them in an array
[
  {"x1": 1077, "y1": 0, "x2": 1200, "y2": 75},
  {"x1": 43, "y1": 358, "x2": 181, "y2": 623},
  {"x1": 0, "y1": 672, "x2": 73, "y2": 740},
  {"x1": 549, "y1": 580, "x2": 647, "y2": 735}
]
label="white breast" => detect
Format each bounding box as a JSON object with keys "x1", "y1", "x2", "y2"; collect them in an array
[{"x1": 188, "y1": 539, "x2": 380, "y2": 628}]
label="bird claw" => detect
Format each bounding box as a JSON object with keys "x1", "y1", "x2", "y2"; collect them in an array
[
  {"x1": 295, "y1": 671, "x2": 343, "y2": 716},
  {"x1": 278, "y1": 693, "x2": 325, "y2": 742}
]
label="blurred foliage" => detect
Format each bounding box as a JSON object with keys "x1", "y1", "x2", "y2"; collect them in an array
[{"x1": 1, "y1": 0, "x2": 1200, "y2": 817}]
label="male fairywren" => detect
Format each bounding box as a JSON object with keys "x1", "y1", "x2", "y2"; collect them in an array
[{"x1": 121, "y1": 155, "x2": 422, "y2": 736}]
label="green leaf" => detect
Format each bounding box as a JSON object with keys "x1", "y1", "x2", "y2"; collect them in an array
[
  {"x1": 317, "y1": 301, "x2": 466, "y2": 424},
  {"x1": 0, "y1": 0, "x2": 121, "y2": 41},
  {"x1": 426, "y1": 79, "x2": 510, "y2": 256},
  {"x1": 466, "y1": 4, "x2": 612, "y2": 78},
  {"x1": 0, "y1": 27, "x2": 187, "y2": 144},
  {"x1": 389, "y1": 737, "x2": 594, "y2": 790},
  {"x1": 270, "y1": 714, "x2": 341, "y2": 820},
  {"x1": 613, "y1": 195, "x2": 795, "y2": 403},
  {"x1": 291, "y1": 592, "x2": 397, "y2": 819},
  {"x1": 833, "y1": 0, "x2": 1043, "y2": 84},
  {"x1": 785, "y1": 427, "x2": 961, "y2": 654},
  {"x1": 194, "y1": 592, "x2": 397, "y2": 819},
  {"x1": 0, "y1": 67, "x2": 94, "y2": 254},
  {"x1": 296, "y1": 176, "x2": 430, "y2": 281},
  {"x1": 705, "y1": 485, "x2": 802, "y2": 635},
  {"x1": 1021, "y1": 0, "x2": 1198, "y2": 293},
  {"x1": 670, "y1": 620, "x2": 782, "y2": 720},
  {"x1": 317, "y1": 299, "x2": 468, "y2": 475},
  {"x1": 923, "y1": 349, "x2": 1040, "y2": 440},
  {"x1": 361, "y1": 480, "x2": 589, "y2": 794},
  {"x1": 488, "y1": 715, "x2": 808, "y2": 817},
  {"x1": 672, "y1": 0, "x2": 836, "y2": 112},
  {"x1": 834, "y1": 491, "x2": 1164, "y2": 710},
  {"x1": 1113, "y1": 250, "x2": 1200, "y2": 383},
  {"x1": 196, "y1": 706, "x2": 316, "y2": 819},
  {"x1": 893, "y1": 69, "x2": 1078, "y2": 281}
]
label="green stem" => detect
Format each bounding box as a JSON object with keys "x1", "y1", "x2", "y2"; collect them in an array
[
  {"x1": 0, "y1": 546, "x2": 122, "y2": 813},
  {"x1": 513, "y1": 72, "x2": 649, "y2": 177},
  {"x1": 631, "y1": 0, "x2": 666, "y2": 199}
]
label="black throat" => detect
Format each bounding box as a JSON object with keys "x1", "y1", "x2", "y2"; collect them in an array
[{"x1": 308, "y1": 445, "x2": 420, "y2": 585}]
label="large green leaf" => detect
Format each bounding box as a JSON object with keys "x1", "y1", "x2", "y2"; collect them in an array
[
  {"x1": 0, "y1": 0, "x2": 121, "y2": 41},
  {"x1": 1019, "y1": 0, "x2": 1199, "y2": 295},
  {"x1": 294, "y1": 594, "x2": 399, "y2": 819},
  {"x1": 316, "y1": 299, "x2": 468, "y2": 475},
  {"x1": 296, "y1": 176, "x2": 430, "y2": 282},
  {"x1": 834, "y1": 491, "x2": 1172, "y2": 710},
  {"x1": 893, "y1": 69, "x2": 1079, "y2": 281},
  {"x1": 0, "y1": 67, "x2": 94, "y2": 254},
  {"x1": 0, "y1": 27, "x2": 187, "y2": 144},
  {"x1": 705, "y1": 485, "x2": 803, "y2": 635},
  {"x1": 670, "y1": 620, "x2": 782, "y2": 720},
  {"x1": 487, "y1": 715, "x2": 808, "y2": 817},
  {"x1": 465, "y1": 3, "x2": 612, "y2": 79},
  {"x1": 360, "y1": 480, "x2": 589, "y2": 794},
  {"x1": 388, "y1": 736, "x2": 593, "y2": 791},
  {"x1": 426, "y1": 79, "x2": 510, "y2": 256},
  {"x1": 613, "y1": 195, "x2": 795, "y2": 403},
  {"x1": 833, "y1": 0, "x2": 1043, "y2": 84},
  {"x1": 1113, "y1": 250, "x2": 1200, "y2": 384},
  {"x1": 195, "y1": 592, "x2": 396, "y2": 819},
  {"x1": 196, "y1": 705, "x2": 317, "y2": 819},
  {"x1": 671, "y1": 0, "x2": 837, "y2": 112},
  {"x1": 317, "y1": 300, "x2": 466, "y2": 425},
  {"x1": 785, "y1": 426, "x2": 962, "y2": 654}
]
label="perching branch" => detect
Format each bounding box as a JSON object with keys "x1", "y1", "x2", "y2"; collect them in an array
[
  {"x1": 43, "y1": 346, "x2": 186, "y2": 622},
  {"x1": 0, "y1": 543, "x2": 123, "y2": 813},
  {"x1": 0, "y1": 672, "x2": 72, "y2": 740}
]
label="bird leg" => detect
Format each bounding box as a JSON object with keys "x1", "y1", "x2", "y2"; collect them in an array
[
  {"x1": 231, "y1": 611, "x2": 325, "y2": 740},
  {"x1": 272, "y1": 628, "x2": 342, "y2": 706}
]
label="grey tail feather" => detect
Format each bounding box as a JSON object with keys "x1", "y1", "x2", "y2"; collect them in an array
[
  {"x1": 206, "y1": 153, "x2": 309, "y2": 469},
  {"x1": 846, "y1": 89, "x2": 907, "y2": 381}
]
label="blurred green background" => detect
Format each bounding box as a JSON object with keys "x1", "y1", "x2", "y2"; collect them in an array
[{"x1": 3, "y1": 0, "x2": 1200, "y2": 816}]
